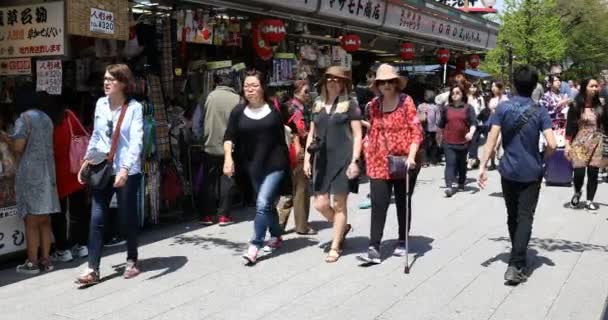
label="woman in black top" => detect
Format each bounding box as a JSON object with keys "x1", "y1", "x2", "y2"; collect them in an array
[
  {"x1": 304, "y1": 66, "x2": 363, "y2": 263},
  {"x1": 224, "y1": 70, "x2": 291, "y2": 265}
]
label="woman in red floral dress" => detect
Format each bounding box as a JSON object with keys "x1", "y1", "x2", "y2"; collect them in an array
[{"x1": 361, "y1": 64, "x2": 423, "y2": 264}]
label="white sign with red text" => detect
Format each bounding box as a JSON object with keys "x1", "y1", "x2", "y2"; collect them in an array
[
  {"x1": 0, "y1": 1, "x2": 65, "y2": 58},
  {"x1": 0, "y1": 57, "x2": 31, "y2": 75},
  {"x1": 36, "y1": 59, "x2": 62, "y2": 95}
]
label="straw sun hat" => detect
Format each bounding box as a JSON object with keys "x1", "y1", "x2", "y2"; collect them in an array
[
  {"x1": 371, "y1": 63, "x2": 407, "y2": 91},
  {"x1": 320, "y1": 65, "x2": 353, "y2": 93}
]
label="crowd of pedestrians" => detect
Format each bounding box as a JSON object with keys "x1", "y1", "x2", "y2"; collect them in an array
[{"x1": 0, "y1": 61, "x2": 607, "y2": 287}]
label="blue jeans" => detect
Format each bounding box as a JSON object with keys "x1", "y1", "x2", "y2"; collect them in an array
[
  {"x1": 251, "y1": 170, "x2": 286, "y2": 248},
  {"x1": 88, "y1": 174, "x2": 142, "y2": 271}
]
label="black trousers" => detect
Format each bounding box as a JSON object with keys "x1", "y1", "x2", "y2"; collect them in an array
[
  {"x1": 501, "y1": 177, "x2": 541, "y2": 269},
  {"x1": 51, "y1": 189, "x2": 90, "y2": 251},
  {"x1": 444, "y1": 145, "x2": 468, "y2": 187},
  {"x1": 424, "y1": 131, "x2": 440, "y2": 165},
  {"x1": 199, "y1": 153, "x2": 238, "y2": 217},
  {"x1": 573, "y1": 166, "x2": 599, "y2": 201},
  {"x1": 369, "y1": 169, "x2": 419, "y2": 249}
]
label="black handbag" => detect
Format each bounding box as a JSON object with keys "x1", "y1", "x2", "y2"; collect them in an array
[{"x1": 80, "y1": 102, "x2": 129, "y2": 190}]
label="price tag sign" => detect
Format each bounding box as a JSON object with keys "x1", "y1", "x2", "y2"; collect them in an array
[{"x1": 90, "y1": 8, "x2": 115, "y2": 35}]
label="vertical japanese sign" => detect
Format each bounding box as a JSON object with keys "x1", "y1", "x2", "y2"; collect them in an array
[
  {"x1": 36, "y1": 59, "x2": 62, "y2": 95},
  {"x1": 0, "y1": 1, "x2": 64, "y2": 58},
  {"x1": 90, "y1": 8, "x2": 115, "y2": 35},
  {"x1": 319, "y1": 0, "x2": 386, "y2": 26}
]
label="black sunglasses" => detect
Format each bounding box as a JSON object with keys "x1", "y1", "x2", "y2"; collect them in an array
[
  {"x1": 377, "y1": 79, "x2": 396, "y2": 86},
  {"x1": 106, "y1": 120, "x2": 113, "y2": 138}
]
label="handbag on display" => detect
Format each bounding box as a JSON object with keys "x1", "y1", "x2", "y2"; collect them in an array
[
  {"x1": 80, "y1": 103, "x2": 129, "y2": 189},
  {"x1": 67, "y1": 110, "x2": 91, "y2": 174}
]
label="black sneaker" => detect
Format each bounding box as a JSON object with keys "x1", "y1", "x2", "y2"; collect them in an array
[
  {"x1": 445, "y1": 187, "x2": 455, "y2": 198},
  {"x1": 357, "y1": 247, "x2": 382, "y2": 264},
  {"x1": 457, "y1": 184, "x2": 465, "y2": 192},
  {"x1": 504, "y1": 266, "x2": 527, "y2": 285}
]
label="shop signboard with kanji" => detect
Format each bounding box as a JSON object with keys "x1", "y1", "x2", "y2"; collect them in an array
[
  {"x1": 384, "y1": 3, "x2": 491, "y2": 49},
  {"x1": 0, "y1": 1, "x2": 65, "y2": 58},
  {"x1": 0, "y1": 58, "x2": 31, "y2": 75},
  {"x1": 36, "y1": 59, "x2": 62, "y2": 95},
  {"x1": 90, "y1": 8, "x2": 115, "y2": 35},
  {"x1": 254, "y1": 0, "x2": 319, "y2": 12},
  {"x1": 319, "y1": 0, "x2": 386, "y2": 26}
]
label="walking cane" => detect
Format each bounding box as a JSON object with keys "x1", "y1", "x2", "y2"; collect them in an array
[{"x1": 404, "y1": 164, "x2": 411, "y2": 274}]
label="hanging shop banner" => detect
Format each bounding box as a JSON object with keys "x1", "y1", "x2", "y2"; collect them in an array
[
  {"x1": 0, "y1": 58, "x2": 31, "y2": 75},
  {"x1": 254, "y1": 0, "x2": 319, "y2": 13},
  {"x1": 435, "y1": 0, "x2": 488, "y2": 9},
  {"x1": 0, "y1": 1, "x2": 65, "y2": 58},
  {"x1": 176, "y1": 10, "x2": 214, "y2": 44},
  {"x1": 318, "y1": 0, "x2": 386, "y2": 26},
  {"x1": 36, "y1": 59, "x2": 62, "y2": 95},
  {"x1": 90, "y1": 8, "x2": 115, "y2": 35},
  {"x1": 384, "y1": 3, "x2": 490, "y2": 49}
]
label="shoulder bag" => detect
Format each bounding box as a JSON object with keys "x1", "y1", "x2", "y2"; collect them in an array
[
  {"x1": 66, "y1": 110, "x2": 91, "y2": 174},
  {"x1": 501, "y1": 102, "x2": 540, "y2": 147},
  {"x1": 80, "y1": 102, "x2": 129, "y2": 189}
]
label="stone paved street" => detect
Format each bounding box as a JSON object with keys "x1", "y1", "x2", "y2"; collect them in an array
[{"x1": 1, "y1": 166, "x2": 608, "y2": 320}]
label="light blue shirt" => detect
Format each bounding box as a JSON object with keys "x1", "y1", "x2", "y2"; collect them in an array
[{"x1": 85, "y1": 97, "x2": 144, "y2": 175}]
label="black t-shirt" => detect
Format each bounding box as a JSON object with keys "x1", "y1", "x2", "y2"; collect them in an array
[{"x1": 224, "y1": 104, "x2": 289, "y2": 180}]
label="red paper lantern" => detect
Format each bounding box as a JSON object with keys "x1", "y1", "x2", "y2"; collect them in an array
[
  {"x1": 436, "y1": 48, "x2": 450, "y2": 64},
  {"x1": 260, "y1": 19, "x2": 286, "y2": 43},
  {"x1": 340, "y1": 34, "x2": 361, "y2": 53},
  {"x1": 468, "y1": 54, "x2": 481, "y2": 69},
  {"x1": 252, "y1": 21, "x2": 273, "y2": 61},
  {"x1": 400, "y1": 42, "x2": 415, "y2": 60}
]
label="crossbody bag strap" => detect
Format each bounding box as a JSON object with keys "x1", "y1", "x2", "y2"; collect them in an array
[
  {"x1": 502, "y1": 102, "x2": 539, "y2": 146},
  {"x1": 108, "y1": 101, "x2": 129, "y2": 162}
]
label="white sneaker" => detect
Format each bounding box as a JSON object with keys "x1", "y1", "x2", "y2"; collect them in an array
[
  {"x1": 50, "y1": 250, "x2": 73, "y2": 262},
  {"x1": 71, "y1": 245, "x2": 88, "y2": 258},
  {"x1": 393, "y1": 242, "x2": 407, "y2": 257}
]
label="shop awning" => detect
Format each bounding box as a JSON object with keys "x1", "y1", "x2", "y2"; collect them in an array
[
  {"x1": 398, "y1": 64, "x2": 491, "y2": 78},
  {"x1": 182, "y1": 0, "x2": 499, "y2": 51}
]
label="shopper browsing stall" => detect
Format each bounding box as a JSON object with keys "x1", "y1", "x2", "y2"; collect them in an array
[{"x1": 0, "y1": 87, "x2": 60, "y2": 275}]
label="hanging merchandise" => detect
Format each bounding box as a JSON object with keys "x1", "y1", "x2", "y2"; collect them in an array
[
  {"x1": 213, "y1": 18, "x2": 228, "y2": 46},
  {"x1": 469, "y1": 54, "x2": 481, "y2": 69},
  {"x1": 225, "y1": 18, "x2": 242, "y2": 47},
  {"x1": 340, "y1": 34, "x2": 361, "y2": 53},
  {"x1": 400, "y1": 43, "x2": 416, "y2": 61},
  {"x1": 260, "y1": 19, "x2": 286, "y2": 44},
  {"x1": 300, "y1": 45, "x2": 318, "y2": 61},
  {"x1": 436, "y1": 48, "x2": 450, "y2": 64},
  {"x1": 124, "y1": 12, "x2": 144, "y2": 59},
  {"x1": 252, "y1": 20, "x2": 273, "y2": 61},
  {"x1": 193, "y1": 10, "x2": 213, "y2": 44},
  {"x1": 317, "y1": 46, "x2": 331, "y2": 69},
  {"x1": 270, "y1": 53, "x2": 296, "y2": 86}
]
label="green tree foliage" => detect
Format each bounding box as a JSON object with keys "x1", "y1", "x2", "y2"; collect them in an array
[
  {"x1": 556, "y1": 0, "x2": 608, "y2": 80},
  {"x1": 480, "y1": 0, "x2": 567, "y2": 78}
]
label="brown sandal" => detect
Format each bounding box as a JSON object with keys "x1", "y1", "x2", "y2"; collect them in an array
[
  {"x1": 325, "y1": 248, "x2": 342, "y2": 263},
  {"x1": 75, "y1": 269, "x2": 100, "y2": 286}
]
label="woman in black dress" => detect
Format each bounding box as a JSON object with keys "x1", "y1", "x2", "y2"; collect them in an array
[
  {"x1": 223, "y1": 70, "x2": 291, "y2": 265},
  {"x1": 304, "y1": 66, "x2": 363, "y2": 263}
]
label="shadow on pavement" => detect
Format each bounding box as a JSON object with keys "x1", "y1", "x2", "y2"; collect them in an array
[
  {"x1": 488, "y1": 236, "x2": 608, "y2": 253},
  {"x1": 480, "y1": 249, "x2": 555, "y2": 277},
  {"x1": 346, "y1": 236, "x2": 434, "y2": 267},
  {"x1": 255, "y1": 237, "x2": 320, "y2": 263},
  {"x1": 171, "y1": 235, "x2": 248, "y2": 254},
  {"x1": 489, "y1": 192, "x2": 504, "y2": 198}
]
